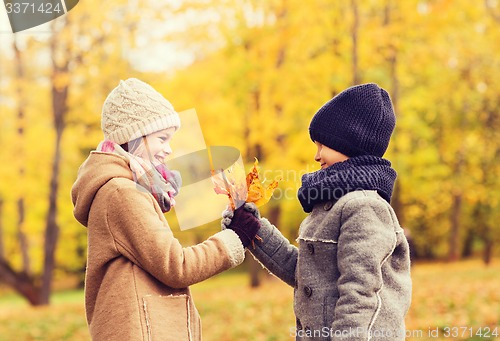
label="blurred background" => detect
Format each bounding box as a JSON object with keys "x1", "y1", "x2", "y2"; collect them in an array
[{"x1": 0, "y1": 0, "x2": 499, "y2": 340}]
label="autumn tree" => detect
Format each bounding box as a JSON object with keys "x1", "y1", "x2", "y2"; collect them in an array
[{"x1": 0, "y1": 0, "x2": 144, "y2": 304}]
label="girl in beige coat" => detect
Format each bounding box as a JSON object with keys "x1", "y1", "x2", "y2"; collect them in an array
[{"x1": 71, "y1": 78, "x2": 258, "y2": 341}]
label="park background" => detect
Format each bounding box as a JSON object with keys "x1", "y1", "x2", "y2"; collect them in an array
[{"x1": 0, "y1": 0, "x2": 499, "y2": 340}]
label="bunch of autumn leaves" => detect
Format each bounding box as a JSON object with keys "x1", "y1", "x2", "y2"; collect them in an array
[{"x1": 212, "y1": 159, "x2": 279, "y2": 210}]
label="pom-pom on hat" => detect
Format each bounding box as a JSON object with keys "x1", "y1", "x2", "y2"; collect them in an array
[
  {"x1": 101, "y1": 78, "x2": 180, "y2": 145},
  {"x1": 309, "y1": 83, "x2": 396, "y2": 157}
]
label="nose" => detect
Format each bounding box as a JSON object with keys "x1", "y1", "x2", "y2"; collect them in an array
[
  {"x1": 314, "y1": 149, "x2": 321, "y2": 163},
  {"x1": 163, "y1": 143, "x2": 172, "y2": 155}
]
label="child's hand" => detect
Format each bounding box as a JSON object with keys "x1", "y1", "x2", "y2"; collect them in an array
[
  {"x1": 222, "y1": 204, "x2": 262, "y2": 248},
  {"x1": 222, "y1": 203, "x2": 260, "y2": 228}
]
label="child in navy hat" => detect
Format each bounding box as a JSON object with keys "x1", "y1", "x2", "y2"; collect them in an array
[{"x1": 223, "y1": 83, "x2": 412, "y2": 340}]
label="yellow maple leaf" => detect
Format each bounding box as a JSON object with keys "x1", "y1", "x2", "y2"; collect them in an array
[
  {"x1": 211, "y1": 158, "x2": 279, "y2": 209},
  {"x1": 245, "y1": 158, "x2": 280, "y2": 207}
]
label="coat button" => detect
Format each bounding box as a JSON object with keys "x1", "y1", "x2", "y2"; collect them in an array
[
  {"x1": 304, "y1": 286, "x2": 312, "y2": 297},
  {"x1": 307, "y1": 243, "x2": 314, "y2": 255},
  {"x1": 324, "y1": 201, "x2": 333, "y2": 210},
  {"x1": 296, "y1": 318, "x2": 302, "y2": 330}
]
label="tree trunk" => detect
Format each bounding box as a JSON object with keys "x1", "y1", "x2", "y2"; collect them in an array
[
  {"x1": 240, "y1": 80, "x2": 262, "y2": 288},
  {"x1": 13, "y1": 36, "x2": 31, "y2": 276},
  {"x1": 483, "y1": 240, "x2": 493, "y2": 266},
  {"x1": 461, "y1": 228, "x2": 475, "y2": 258},
  {"x1": 0, "y1": 197, "x2": 4, "y2": 260},
  {"x1": 0, "y1": 35, "x2": 42, "y2": 305},
  {"x1": 391, "y1": 180, "x2": 405, "y2": 228},
  {"x1": 0, "y1": 27, "x2": 68, "y2": 307},
  {"x1": 39, "y1": 128, "x2": 62, "y2": 304},
  {"x1": 448, "y1": 193, "x2": 462, "y2": 262},
  {"x1": 0, "y1": 262, "x2": 41, "y2": 305},
  {"x1": 38, "y1": 21, "x2": 70, "y2": 305},
  {"x1": 267, "y1": 205, "x2": 281, "y2": 227},
  {"x1": 448, "y1": 89, "x2": 467, "y2": 262},
  {"x1": 39, "y1": 83, "x2": 67, "y2": 306},
  {"x1": 474, "y1": 202, "x2": 493, "y2": 266},
  {"x1": 17, "y1": 199, "x2": 31, "y2": 275},
  {"x1": 245, "y1": 85, "x2": 263, "y2": 288}
]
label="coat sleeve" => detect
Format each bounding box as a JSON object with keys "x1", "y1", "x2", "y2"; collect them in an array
[
  {"x1": 331, "y1": 196, "x2": 397, "y2": 340},
  {"x1": 105, "y1": 184, "x2": 245, "y2": 289},
  {"x1": 248, "y1": 217, "x2": 298, "y2": 287}
]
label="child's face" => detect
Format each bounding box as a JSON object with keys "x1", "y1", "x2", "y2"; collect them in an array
[
  {"x1": 134, "y1": 127, "x2": 176, "y2": 165},
  {"x1": 314, "y1": 142, "x2": 349, "y2": 169}
]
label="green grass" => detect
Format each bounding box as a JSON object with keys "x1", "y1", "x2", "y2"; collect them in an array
[{"x1": 0, "y1": 259, "x2": 499, "y2": 340}]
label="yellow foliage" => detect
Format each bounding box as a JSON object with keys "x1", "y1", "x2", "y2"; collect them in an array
[
  {"x1": 212, "y1": 158, "x2": 280, "y2": 210},
  {"x1": 245, "y1": 158, "x2": 280, "y2": 207},
  {"x1": 51, "y1": 72, "x2": 70, "y2": 91},
  {"x1": 0, "y1": 0, "x2": 499, "y2": 288}
]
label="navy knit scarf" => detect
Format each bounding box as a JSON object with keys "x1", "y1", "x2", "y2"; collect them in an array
[{"x1": 298, "y1": 155, "x2": 397, "y2": 213}]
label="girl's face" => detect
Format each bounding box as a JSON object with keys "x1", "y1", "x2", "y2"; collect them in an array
[
  {"x1": 314, "y1": 142, "x2": 349, "y2": 169},
  {"x1": 134, "y1": 127, "x2": 176, "y2": 165}
]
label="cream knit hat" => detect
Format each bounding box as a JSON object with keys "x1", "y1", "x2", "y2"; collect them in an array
[{"x1": 101, "y1": 78, "x2": 181, "y2": 145}]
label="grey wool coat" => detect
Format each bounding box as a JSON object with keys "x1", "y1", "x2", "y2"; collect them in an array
[{"x1": 247, "y1": 190, "x2": 412, "y2": 341}]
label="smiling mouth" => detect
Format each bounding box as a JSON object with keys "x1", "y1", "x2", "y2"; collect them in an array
[{"x1": 320, "y1": 163, "x2": 326, "y2": 168}]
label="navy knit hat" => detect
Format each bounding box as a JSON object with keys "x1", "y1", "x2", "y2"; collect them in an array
[{"x1": 309, "y1": 83, "x2": 396, "y2": 157}]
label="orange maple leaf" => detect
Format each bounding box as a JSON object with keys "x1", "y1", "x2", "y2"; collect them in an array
[
  {"x1": 246, "y1": 158, "x2": 279, "y2": 207},
  {"x1": 211, "y1": 158, "x2": 279, "y2": 209}
]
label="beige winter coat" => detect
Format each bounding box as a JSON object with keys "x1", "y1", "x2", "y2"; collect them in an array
[{"x1": 71, "y1": 152, "x2": 245, "y2": 341}]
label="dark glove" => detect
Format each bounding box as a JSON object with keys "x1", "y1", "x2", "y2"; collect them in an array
[{"x1": 226, "y1": 206, "x2": 261, "y2": 248}]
